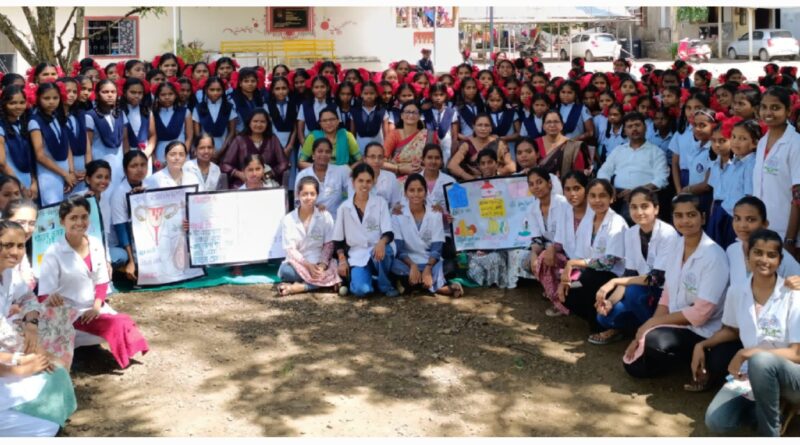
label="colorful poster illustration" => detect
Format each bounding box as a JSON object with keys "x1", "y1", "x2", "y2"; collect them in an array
[
  {"x1": 129, "y1": 186, "x2": 205, "y2": 286},
  {"x1": 444, "y1": 175, "x2": 535, "y2": 251},
  {"x1": 32, "y1": 196, "x2": 103, "y2": 278}
]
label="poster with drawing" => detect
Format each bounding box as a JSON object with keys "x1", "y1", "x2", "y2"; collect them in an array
[
  {"x1": 444, "y1": 175, "x2": 535, "y2": 251},
  {"x1": 129, "y1": 185, "x2": 205, "y2": 286},
  {"x1": 186, "y1": 188, "x2": 286, "y2": 267},
  {"x1": 32, "y1": 196, "x2": 103, "y2": 278}
]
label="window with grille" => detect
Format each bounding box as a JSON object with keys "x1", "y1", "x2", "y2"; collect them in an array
[{"x1": 86, "y1": 18, "x2": 137, "y2": 57}]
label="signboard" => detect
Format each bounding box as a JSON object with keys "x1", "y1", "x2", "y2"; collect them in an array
[
  {"x1": 128, "y1": 185, "x2": 205, "y2": 286},
  {"x1": 186, "y1": 188, "x2": 286, "y2": 267},
  {"x1": 32, "y1": 196, "x2": 103, "y2": 278},
  {"x1": 267, "y1": 7, "x2": 313, "y2": 33},
  {"x1": 444, "y1": 175, "x2": 536, "y2": 251}
]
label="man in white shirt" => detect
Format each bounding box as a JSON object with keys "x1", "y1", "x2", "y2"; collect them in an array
[{"x1": 597, "y1": 112, "x2": 669, "y2": 220}]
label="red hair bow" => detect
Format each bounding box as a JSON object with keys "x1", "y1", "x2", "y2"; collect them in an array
[
  {"x1": 636, "y1": 82, "x2": 648, "y2": 95},
  {"x1": 667, "y1": 107, "x2": 681, "y2": 120},
  {"x1": 389, "y1": 61, "x2": 399, "y2": 70},
  {"x1": 116, "y1": 61, "x2": 127, "y2": 78},
  {"x1": 182, "y1": 64, "x2": 194, "y2": 78},
  {"x1": 608, "y1": 74, "x2": 621, "y2": 93},
  {"x1": 70, "y1": 61, "x2": 82, "y2": 77},
  {"x1": 714, "y1": 111, "x2": 729, "y2": 122},
  {"x1": 23, "y1": 83, "x2": 37, "y2": 107},
  {"x1": 764, "y1": 64, "x2": 778, "y2": 75},
  {"x1": 720, "y1": 116, "x2": 743, "y2": 139},
  {"x1": 208, "y1": 61, "x2": 217, "y2": 76},
  {"x1": 622, "y1": 103, "x2": 634, "y2": 113},
  {"x1": 679, "y1": 88, "x2": 690, "y2": 106},
  {"x1": 577, "y1": 73, "x2": 593, "y2": 91},
  {"x1": 115, "y1": 77, "x2": 127, "y2": 97},
  {"x1": 717, "y1": 73, "x2": 728, "y2": 84},
  {"x1": 55, "y1": 81, "x2": 68, "y2": 104},
  {"x1": 354, "y1": 83, "x2": 362, "y2": 97},
  {"x1": 25, "y1": 67, "x2": 34, "y2": 84},
  {"x1": 151, "y1": 55, "x2": 162, "y2": 69},
  {"x1": 229, "y1": 71, "x2": 240, "y2": 90},
  {"x1": 358, "y1": 68, "x2": 370, "y2": 84}
]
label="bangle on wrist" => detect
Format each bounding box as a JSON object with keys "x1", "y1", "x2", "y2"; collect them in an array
[{"x1": 11, "y1": 352, "x2": 22, "y2": 366}]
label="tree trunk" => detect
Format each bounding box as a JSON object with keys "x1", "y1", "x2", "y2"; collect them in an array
[
  {"x1": 0, "y1": 12, "x2": 37, "y2": 66},
  {"x1": 31, "y1": 7, "x2": 57, "y2": 64},
  {"x1": 669, "y1": 7, "x2": 679, "y2": 44},
  {"x1": 63, "y1": 7, "x2": 85, "y2": 69}
]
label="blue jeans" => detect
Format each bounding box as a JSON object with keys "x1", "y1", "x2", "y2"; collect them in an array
[
  {"x1": 349, "y1": 245, "x2": 396, "y2": 297},
  {"x1": 749, "y1": 351, "x2": 800, "y2": 436},
  {"x1": 278, "y1": 262, "x2": 318, "y2": 291},
  {"x1": 109, "y1": 246, "x2": 129, "y2": 269},
  {"x1": 597, "y1": 284, "x2": 658, "y2": 332}
]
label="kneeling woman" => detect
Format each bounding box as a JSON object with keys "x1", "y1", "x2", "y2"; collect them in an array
[
  {"x1": 623, "y1": 194, "x2": 730, "y2": 381},
  {"x1": 703, "y1": 229, "x2": 800, "y2": 436},
  {"x1": 391, "y1": 174, "x2": 463, "y2": 297},
  {"x1": 559, "y1": 179, "x2": 627, "y2": 333},
  {"x1": 38, "y1": 196, "x2": 149, "y2": 369},
  {"x1": 333, "y1": 164, "x2": 399, "y2": 298},
  {"x1": 278, "y1": 176, "x2": 341, "y2": 295},
  {"x1": 592, "y1": 187, "x2": 678, "y2": 344}
]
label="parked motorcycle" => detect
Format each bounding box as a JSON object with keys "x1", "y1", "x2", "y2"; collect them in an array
[{"x1": 678, "y1": 38, "x2": 711, "y2": 62}]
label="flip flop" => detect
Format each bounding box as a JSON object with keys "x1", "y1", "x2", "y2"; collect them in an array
[
  {"x1": 683, "y1": 380, "x2": 710, "y2": 392},
  {"x1": 451, "y1": 282, "x2": 464, "y2": 298},
  {"x1": 587, "y1": 330, "x2": 623, "y2": 345}
]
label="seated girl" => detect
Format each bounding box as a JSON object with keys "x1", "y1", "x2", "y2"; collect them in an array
[
  {"x1": 238, "y1": 153, "x2": 280, "y2": 190},
  {"x1": 558, "y1": 179, "x2": 628, "y2": 332},
  {"x1": 623, "y1": 194, "x2": 730, "y2": 383},
  {"x1": 702, "y1": 229, "x2": 800, "y2": 436},
  {"x1": 110, "y1": 151, "x2": 149, "y2": 282},
  {"x1": 38, "y1": 196, "x2": 149, "y2": 369},
  {"x1": 77, "y1": 160, "x2": 119, "y2": 271},
  {"x1": 184, "y1": 133, "x2": 222, "y2": 191},
  {"x1": 592, "y1": 187, "x2": 678, "y2": 345},
  {"x1": 3, "y1": 199, "x2": 38, "y2": 290},
  {"x1": 515, "y1": 137, "x2": 563, "y2": 195},
  {"x1": 391, "y1": 174, "x2": 463, "y2": 297},
  {"x1": 277, "y1": 176, "x2": 341, "y2": 296},
  {"x1": 349, "y1": 142, "x2": 402, "y2": 209},
  {"x1": 143, "y1": 140, "x2": 202, "y2": 190},
  {"x1": 333, "y1": 164, "x2": 398, "y2": 298},
  {"x1": 0, "y1": 175, "x2": 22, "y2": 217},
  {"x1": 295, "y1": 138, "x2": 350, "y2": 218}
]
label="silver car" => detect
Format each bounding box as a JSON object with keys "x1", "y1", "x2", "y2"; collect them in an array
[
  {"x1": 560, "y1": 32, "x2": 621, "y2": 62},
  {"x1": 727, "y1": 29, "x2": 799, "y2": 61}
]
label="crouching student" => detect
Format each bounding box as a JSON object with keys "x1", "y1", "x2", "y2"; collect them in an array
[
  {"x1": 38, "y1": 196, "x2": 149, "y2": 369},
  {"x1": 333, "y1": 164, "x2": 399, "y2": 297},
  {"x1": 592, "y1": 187, "x2": 678, "y2": 345},
  {"x1": 623, "y1": 194, "x2": 730, "y2": 384},
  {"x1": 277, "y1": 176, "x2": 341, "y2": 296},
  {"x1": 703, "y1": 229, "x2": 800, "y2": 436},
  {"x1": 391, "y1": 174, "x2": 463, "y2": 297}
]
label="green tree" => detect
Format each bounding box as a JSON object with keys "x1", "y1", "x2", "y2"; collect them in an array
[
  {"x1": 677, "y1": 7, "x2": 708, "y2": 24},
  {"x1": 0, "y1": 7, "x2": 164, "y2": 69}
]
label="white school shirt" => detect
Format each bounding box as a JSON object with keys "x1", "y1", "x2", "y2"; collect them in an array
[
  {"x1": 623, "y1": 220, "x2": 678, "y2": 276},
  {"x1": 668, "y1": 126, "x2": 699, "y2": 170},
  {"x1": 554, "y1": 205, "x2": 594, "y2": 260},
  {"x1": 38, "y1": 235, "x2": 110, "y2": 314},
  {"x1": 664, "y1": 232, "x2": 730, "y2": 338},
  {"x1": 333, "y1": 194, "x2": 393, "y2": 267},
  {"x1": 295, "y1": 164, "x2": 350, "y2": 219},
  {"x1": 596, "y1": 141, "x2": 669, "y2": 190},
  {"x1": 430, "y1": 106, "x2": 459, "y2": 162},
  {"x1": 725, "y1": 240, "x2": 800, "y2": 288},
  {"x1": 529, "y1": 194, "x2": 570, "y2": 244},
  {"x1": 687, "y1": 142, "x2": 712, "y2": 185},
  {"x1": 111, "y1": 180, "x2": 134, "y2": 225},
  {"x1": 392, "y1": 205, "x2": 446, "y2": 265},
  {"x1": 347, "y1": 170, "x2": 402, "y2": 209},
  {"x1": 191, "y1": 98, "x2": 238, "y2": 149},
  {"x1": 753, "y1": 124, "x2": 800, "y2": 239},
  {"x1": 280, "y1": 207, "x2": 335, "y2": 265},
  {"x1": 596, "y1": 120, "x2": 628, "y2": 157},
  {"x1": 143, "y1": 167, "x2": 203, "y2": 191},
  {"x1": 184, "y1": 159, "x2": 221, "y2": 191},
  {"x1": 722, "y1": 279, "x2": 800, "y2": 368},
  {"x1": 574, "y1": 209, "x2": 628, "y2": 276},
  {"x1": 518, "y1": 110, "x2": 543, "y2": 138},
  {"x1": 298, "y1": 98, "x2": 331, "y2": 137},
  {"x1": 559, "y1": 103, "x2": 592, "y2": 140}
]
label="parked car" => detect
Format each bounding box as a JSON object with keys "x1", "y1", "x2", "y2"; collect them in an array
[
  {"x1": 727, "y1": 29, "x2": 799, "y2": 61},
  {"x1": 560, "y1": 32, "x2": 620, "y2": 62}
]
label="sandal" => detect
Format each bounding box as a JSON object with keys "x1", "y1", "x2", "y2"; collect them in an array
[
  {"x1": 545, "y1": 306, "x2": 566, "y2": 317},
  {"x1": 683, "y1": 380, "x2": 710, "y2": 392},
  {"x1": 587, "y1": 329, "x2": 623, "y2": 345},
  {"x1": 450, "y1": 282, "x2": 464, "y2": 298}
]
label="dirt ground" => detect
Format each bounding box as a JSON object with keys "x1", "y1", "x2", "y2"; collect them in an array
[{"x1": 56, "y1": 281, "x2": 780, "y2": 437}]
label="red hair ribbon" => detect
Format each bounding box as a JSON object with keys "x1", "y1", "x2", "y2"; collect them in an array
[
  {"x1": 55, "y1": 81, "x2": 68, "y2": 104},
  {"x1": 115, "y1": 77, "x2": 127, "y2": 97},
  {"x1": 764, "y1": 64, "x2": 778, "y2": 75},
  {"x1": 229, "y1": 71, "x2": 240, "y2": 90},
  {"x1": 23, "y1": 83, "x2": 36, "y2": 106},
  {"x1": 577, "y1": 73, "x2": 593, "y2": 91},
  {"x1": 720, "y1": 116, "x2": 743, "y2": 139},
  {"x1": 70, "y1": 61, "x2": 81, "y2": 77},
  {"x1": 116, "y1": 61, "x2": 127, "y2": 78},
  {"x1": 208, "y1": 61, "x2": 217, "y2": 76}
]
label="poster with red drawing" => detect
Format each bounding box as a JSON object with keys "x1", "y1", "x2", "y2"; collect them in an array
[
  {"x1": 129, "y1": 185, "x2": 205, "y2": 286},
  {"x1": 444, "y1": 175, "x2": 535, "y2": 251}
]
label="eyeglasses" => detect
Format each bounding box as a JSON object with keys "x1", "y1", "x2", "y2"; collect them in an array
[
  {"x1": 366, "y1": 155, "x2": 385, "y2": 160},
  {"x1": 319, "y1": 118, "x2": 338, "y2": 123},
  {"x1": 402, "y1": 110, "x2": 420, "y2": 116},
  {"x1": 13, "y1": 220, "x2": 36, "y2": 228},
  {"x1": 544, "y1": 120, "x2": 561, "y2": 125}
]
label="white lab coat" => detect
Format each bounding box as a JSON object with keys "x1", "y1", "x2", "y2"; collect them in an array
[
  {"x1": 553, "y1": 205, "x2": 594, "y2": 260},
  {"x1": 425, "y1": 171, "x2": 457, "y2": 209},
  {"x1": 37, "y1": 235, "x2": 110, "y2": 315},
  {"x1": 0, "y1": 268, "x2": 36, "y2": 320},
  {"x1": 623, "y1": 219, "x2": 678, "y2": 275},
  {"x1": 725, "y1": 240, "x2": 800, "y2": 287},
  {"x1": 143, "y1": 167, "x2": 202, "y2": 191},
  {"x1": 348, "y1": 170, "x2": 402, "y2": 209},
  {"x1": 753, "y1": 124, "x2": 800, "y2": 239},
  {"x1": 280, "y1": 207, "x2": 335, "y2": 265},
  {"x1": 392, "y1": 205, "x2": 445, "y2": 265},
  {"x1": 664, "y1": 232, "x2": 730, "y2": 338},
  {"x1": 111, "y1": 180, "x2": 134, "y2": 226},
  {"x1": 528, "y1": 193, "x2": 571, "y2": 244},
  {"x1": 574, "y1": 209, "x2": 628, "y2": 276},
  {"x1": 333, "y1": 195, "x2": 393, "y2": 267},
  {"x1": 184, "y1": 159, "x2": 221, "y2": 192},
  {"x1": 295, "y1": 164, "x2": 350, "y2": 219}
]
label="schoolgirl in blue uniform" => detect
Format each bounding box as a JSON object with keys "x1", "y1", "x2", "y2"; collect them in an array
[
  {"x1": 58, "y1": 77, "x2": 89, "y2": 194},
  {"x1": 484, "y1": 85, "x2": 519, "y2": 160},
  {"x1": 265, "y1": 76, "x2": 298, "y2": 191},
  {"x1": 556, "y1": 79, "x2": 594, "y2": 143},
  {"x1": 334, "y1": 81, "x2": 355, "y2": 132},
  {"x1": 228, "y1": 67, "x2": 265, "y2": 134},
  {"x1": 0, "y1": 85, "x2": 37, "y2": 198},
  {"x1": 119, "y1": 77, "x2": 154, "y2": 161},
  {"x1": 669, "y1": 92, "x2": 709, "y2": 191},
  {"x1": 192, "y1": 76, "x2": 237, "y2": 155},
  {"x1": 517, "y1": 87, "x2": 547, "y2": 141},
  {"x1": 596, "y1": 102, "x2": 628, "y2": 160},
  {"x1": 87, "y1": 79, "x2": 128, "y2": 189},
  {"x1": 706, "y1": 117, "x2": 737, "y2": 249},
  {"x1": 297, "y1": 75, "x2": 334, "y2": 144},
  {"x1": 422, "y1": 83, "x2": 458, "y2": 162},
  {"x1": 151, "y1": 81, "x2": 192, "y2": 169},
  {"x1": 30, "y1": 83, "x2": 75, "y2": 206},
  {"x1": 455, "y1": 77, "x2": 484, "y2": 140},
  {"x1": 351, "y1": 80, "x2": 387, "y2": 155}
]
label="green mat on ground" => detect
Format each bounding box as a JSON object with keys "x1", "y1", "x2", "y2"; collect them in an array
[
  {"x1": 115, "y1": 263, "x2": 281, "y2": 293},
  {"x1": 449, "y1": 270, "x2": 480, "y2": 288}
]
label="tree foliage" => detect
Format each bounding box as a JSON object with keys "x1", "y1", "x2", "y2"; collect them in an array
[
  {"x1": 677, "y1": 7, "x2": 708, "y2": 24},
  {"x1": 0, "y1": 7, "x2": 164, "y2": 69}
]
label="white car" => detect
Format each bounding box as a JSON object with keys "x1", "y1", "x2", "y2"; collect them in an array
[
  {"x1": 727, "y1": 29, "x2": 799, "y2": 61},
  {"x1": 560, "y1": 33, "x2": 620, "y2": 62}
]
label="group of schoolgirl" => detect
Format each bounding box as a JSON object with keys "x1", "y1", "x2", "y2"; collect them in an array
[{"x1": 3, "y1": 51, "x2": 800, "y2": 436}]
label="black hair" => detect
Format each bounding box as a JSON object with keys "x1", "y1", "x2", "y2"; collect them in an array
[
  {"x1": 85, "y1": 159, "x2": 112, "y2": 180},
  {"x1": 622, "y1": 111, "x2": 647, "y2": 127},
  {"x1": 526, "y1": 167, "x2": 551, "y2": 183},
  {"x1": 93, "y1": 79, "x2": 121, "y2": 117},
  {"x1": 763, "y1": 86, "x2": 792, "y2": 110},
  {"x1": 195, "y1": 132, "x2": 216, "y2": 150},
  {"x1": 318, "y1": 60, "x2": 340, "y2": 77},
  {"x1": 422, "y1": 143, "x2": 443, "y2": 160},
  {"x1": 590, "y1": 72, "x2": 610, "y2": 88},
  {"x1": 119, "y1": 77, "x2": 150, "y2": 118},
  {"x1": 152, "y1": 81, "x2": 180, "y2": 113},
  {"x1": 678, "y1": 92, "x2": 710, "y2": 133},
  {"x1": 35, "y1": 83, "x2": 67, "y2": 125},
  {"x1": 3, "y1": 198, "x2": 37, "y2": 220},
  {"x1": 191, "y1": 61, "x2": 210, "y2": 77},
  {"x1": 364, "y1": 141, "x2": 384, "y2": 157},
  {"x1": 309, "y1": 75, "x2": 332, "y2": 99},
  {"x1": 396, "y1": 101, "x2": 424, "y2": 130},
  {"x1": 403, "y1": 173, "x2": 427, "y2": 193},
  {"x1": 311, "y1": 137, "x2": 333, "y2": 153},
  {"x1": 176, "y1": 77, "x2": 197, "y2": 110},
  {"x1": 342, "y1": 68, "x2": 365, "y2": 84},
  {"x1": 215, "y1": 57, "x2": 238, "y2": 75},
  {"x1": 734, "y1": 195, "x2": 768, "y2": 222},
  {"x1": 747, "y1": 229, "x2": 783, "y2": 261},
  {"x1": 335, "y1": 81, "x2": 355, "y2": 108},
  {"x1": 317, "y1": 107, "x2": 338, "y2": 123},
  {"x1": 733, "y1": 119, "x2": 765, "y2": 143},
  {"x1": 32, "y1": 62, "x2": 58, "y2": 82},
  {"x1": 197, "y1": 76, "x2": 231, "y2": 121},
  {"x1": 124, "y1": 59, "x2": 145, "y2": 75},
  {"x1": 0, "y1": 86, "x2": 29, "y2": 140},
  {"x1": 428, "y1": 82, "x2": 450, "y2": 101},
  {"x1": 145, "y1": 69, "x2": 166, "y2": 83},
  {"x1": 476, "y1": 148, "x2": 497, "y2": 164},
  {"x1": 242, "y1": 153, "x2": 265, "y2": 171},
  {"x1": 296, "y1": 175, "x2": 320, "y2": 195},
  {"x1": 241, "y1": 109, "x2": 273, "y2": 138},
  {"x1": 587, "y1": 178, "x2": 615, "y2": 200},
  {"x1": 0, "y1": 175, "x2": 22, "y2": 192},
  {"x1": 122, "y1": 149, "x2": 148, "y2": 172},
  {"x1": 455, "y1": 77, "x2": 481, "y2": 108},
  {"x1": 156, "y1": 53, "x2": 181, "y2": 71},
  {"x1": 542, "y1": 109, "x2": 564, "y2": 126},
  {"x1": 233, "y1": 68, "x2": 265, "y2": 107},
  {"x1": 164, "y1": 140, "x2": 188, "y2": 157},
  {"x1": 58, "y1": 194, "x2": 91, "y2": 220},
  {"x1": 725, "y1": 68, "x2": 743, "y2": 80},
  {"x1": 605, "y1": 103, "x2": 625, "y2": 138},
  {"x1": 351, "y1": 162, "x2": 375, "y2": 180},
  {"x1": 672, "y1": 193, "x2": 702, "y2": 213},
  {"x1": 530, "y1": 92, "x2": 552, "y2": 110},
  {"x1": 653, "y1": 106, "x2": 677, "y2": 134},
  {"x1": 517, "y1": 136, "x2": 537, "y2": 151},
  {"x1": 562, "y1": 170, "x2": 589, "y2": 190},
  {"x1": 0, "y1": 220, "x2": 25, "y2": 239},
  {"x1": 0, "y1": 73, "x2": 25, "y2": 89},
  {"x1": 628, "y1": 186, "x2": 659, "y2": 205},
  {"x1": 555, "y1": 80, "x2": 582, "y2": 105}
]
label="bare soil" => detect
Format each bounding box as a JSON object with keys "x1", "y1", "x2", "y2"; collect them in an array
[{"x1": 57, "y1": 281, "x2": 777, "y2": 437}]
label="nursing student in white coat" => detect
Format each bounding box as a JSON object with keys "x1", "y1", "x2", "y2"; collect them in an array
[
  {"x1": 333, "y1": 164, "x2": 399, "y2": 298},
  {"x1": 110, "y1": 151, "x2": 148, "y2": 282},
  {"x1": 38, "y1": 196, "x2": 149, "y2": 369},
  {"x1": 277, "y1": 176, "x2": 341, "y2": 296},
  {"x1": 702, "y1": 229, "x2": 800, "y2": 436},
  {"x1": 593, "y1": 187, "x2": 678, "y2": 345},
  {"x1": 623, "y1": 194, "x2": 731, "y2": 382},
  {"x1": 559, "y1": 179, "x2": 628, "y2": 333},
  {"x1": 142, "y1": 141, "x2": 202, "y2": 191},
  {"x1": 752, "y1": 87, "x2": 800, "y2": 245},
  {"x1": 184, "y1": 133, "x2": 222, "y2": 191},
  {"x1": 295, "y1": 138, "x2": 350, "y2": 219},
  {"x1": 348, "y1": 142, "x2": 402, "y2": 209},
  {"x1": 390, "y1": 174, "x2": 463, "y2": 297}
]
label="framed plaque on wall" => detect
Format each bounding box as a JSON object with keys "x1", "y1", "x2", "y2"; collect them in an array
[{"x1": 267, "y1": 7, "x2": 313, "y2": 33}]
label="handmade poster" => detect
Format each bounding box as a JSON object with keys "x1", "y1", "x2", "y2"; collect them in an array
[
  {"x1": 186, "y1": 188, "x2": 286, "y2": 266},
  {"x1": 444, "y1": 175, "x2": 536, "y2": 251},
  {"x1": 32, "y1": 196, "x2": 103, "y2": 278},
  {"x1": 128, "y1": 185, "x2": 205, "y2": 286}
]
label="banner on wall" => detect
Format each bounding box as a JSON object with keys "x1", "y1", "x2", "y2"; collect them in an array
[
  {"x1": 32, "y1": 196, "x2": 104, "y2": 278},
  {"x1": 444, "y1": 175, "x2": 535, "y2": 252},
  {"x1": 129, "y1": 186, "x2": 205, "y2": 286},
  {"x1": 186, "y1": 188, "x2": 286, "y2": 267}
]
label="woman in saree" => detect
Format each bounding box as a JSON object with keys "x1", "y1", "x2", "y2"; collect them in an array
[
  {"x1": 447, "y1": 113, "x2": 516, "y2": 181},
  {"x1": 535, "y1": 109, "x2": 591, "y2": 179},
  {"x1": 382, "y1": 101, "x2": 437, "y2": 179}
]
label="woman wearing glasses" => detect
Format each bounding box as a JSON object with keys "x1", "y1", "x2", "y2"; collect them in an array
[
  {"x1": 383, "y1": 101, "x2": 438, "y2": 180},
  {"x1": 298, "y1": 107, "x2": 361, "y2": 170},
  {"x1": 535, "y1": 110, "x2": 591, "y2": 179}
]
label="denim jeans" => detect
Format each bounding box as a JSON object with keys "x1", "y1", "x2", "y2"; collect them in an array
[
  {"x1": 109, "y1": 246, "x2": 130, "y2": 269},
  {"x1": 349, "y1": 245, "x2": 396, "y2": 297},
  {"x1": 278, "y1": 262, "x2": 318, "y2": 291},
  {"x1": 749, "y1": 351, "x2": 800, "y2": 436},
  {"x1": 597, "y1": 284, "x2": 658, "y2": 332}
]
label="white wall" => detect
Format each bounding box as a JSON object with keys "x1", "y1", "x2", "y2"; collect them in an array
[{"x1": 781, "y1": 8, "x2": 800, "y2": 41}]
